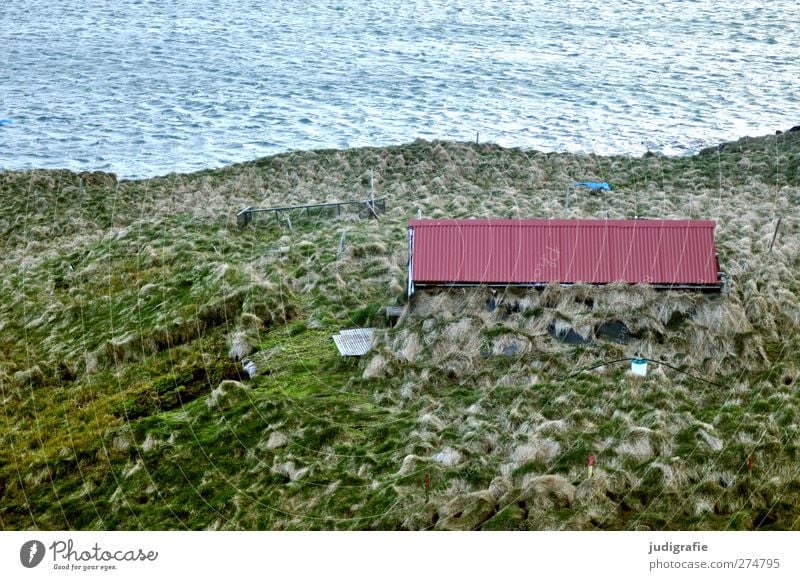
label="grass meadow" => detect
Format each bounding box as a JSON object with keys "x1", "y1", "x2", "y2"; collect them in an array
[{"x1": 1, "y1": 131, "x2": 799, "y2": 529}]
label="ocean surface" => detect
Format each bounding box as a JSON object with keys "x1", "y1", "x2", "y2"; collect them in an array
[{"x1": 1, "y1": 0, "x2": 798, "y2": 179}]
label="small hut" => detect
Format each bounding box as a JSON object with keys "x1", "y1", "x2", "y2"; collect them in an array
[{"x1": 406, "y1": 218, "x2": 723, "y2": 296}]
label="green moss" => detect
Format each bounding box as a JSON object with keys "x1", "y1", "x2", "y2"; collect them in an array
[
  {"x1": 481, "y1": 504, "x2": 527, "y2": 531},
  {"x1": 511, "y1": 461, "x2": 550, "y2": 478}
]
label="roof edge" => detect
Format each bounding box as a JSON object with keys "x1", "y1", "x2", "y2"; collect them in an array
[{"x1": 408, "y1": 218, "x2": 717, "y2": 228}]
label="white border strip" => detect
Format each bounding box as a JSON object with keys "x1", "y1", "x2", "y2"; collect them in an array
[{"x1": 2, "y1": 532, "x2": 798, "y2": 579}]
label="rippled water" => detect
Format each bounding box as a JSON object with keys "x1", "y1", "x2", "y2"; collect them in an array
[{"x1": 1, "y1": 0, "x2": 798, "y2": 178}]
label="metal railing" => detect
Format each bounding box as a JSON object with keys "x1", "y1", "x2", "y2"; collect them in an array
[{"x1": 237, "y1": 197, "x2": 386, "y2": 227}]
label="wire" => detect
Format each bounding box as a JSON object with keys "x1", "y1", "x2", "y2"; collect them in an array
[{"x1": 567, "y1": 357, "x2": 726, "y2": 388}]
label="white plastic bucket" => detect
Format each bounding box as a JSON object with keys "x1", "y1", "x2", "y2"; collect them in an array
[{"x1": 631, "y1": 358, "x2": 648, "y2": 377}]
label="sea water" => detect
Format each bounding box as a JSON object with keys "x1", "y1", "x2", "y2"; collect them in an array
[{"x1": 1, "y1": 0, "x2": 798, "y2": 178}]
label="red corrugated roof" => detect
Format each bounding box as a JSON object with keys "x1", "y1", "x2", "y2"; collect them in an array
[{"x1": 408, "y1": 219, "x2": 719, "y2": 287}]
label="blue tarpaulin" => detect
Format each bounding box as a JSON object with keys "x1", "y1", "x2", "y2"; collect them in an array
[{"x1": 573, "y1": 181, "x2": 612, "y2": 191}]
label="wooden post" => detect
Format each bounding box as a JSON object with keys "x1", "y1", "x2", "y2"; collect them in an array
[
  {"x1": 370, "y1": 169, "x2": 377, "y2": 217},
  {"x1": 476, "y1": 132, "x2": 479, "y2": 144},
  {"x1": 768, "y1": 217, "x2": 782, "y2": 253}
]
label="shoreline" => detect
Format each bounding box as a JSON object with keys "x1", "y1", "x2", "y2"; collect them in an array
[{"x1": 2, "y1": 127, "x2": 797, "y2": 182}]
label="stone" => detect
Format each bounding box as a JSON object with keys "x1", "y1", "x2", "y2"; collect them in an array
[{"x1": 266, "y1": 431, "x2": 288, "y2": 450}]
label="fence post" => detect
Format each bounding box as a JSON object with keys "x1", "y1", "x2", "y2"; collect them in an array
[
  {"x1": 237, "y1": 207, "x2": 252, "y2": 228},
  {"x1": 768, "y1": 217, "x2": 782, "y2": 253}
]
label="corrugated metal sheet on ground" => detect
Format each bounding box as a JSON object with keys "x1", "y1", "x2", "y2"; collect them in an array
[
  {"x1": 409, "y1": 219, "x2": 719, "y2": 285},
  {"x1": 332, "y1": 328, "x2": 376, "y2": 356}
]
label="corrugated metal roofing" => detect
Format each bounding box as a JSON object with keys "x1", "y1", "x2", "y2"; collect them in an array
[
  {"x1": 408, "y1": 219, "x2": 719, "y2": 287},
  {"x1": 332, "y1": 328, "x2": 376, "y2": 356}
]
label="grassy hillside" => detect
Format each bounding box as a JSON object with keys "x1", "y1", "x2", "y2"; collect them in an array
[{"x1": 1, "y1": 131, "x2": 799, "y2": 530}]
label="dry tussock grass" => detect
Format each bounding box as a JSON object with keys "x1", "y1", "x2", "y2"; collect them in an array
[{"x1": 2, "y1": 133, "x2": 800, "y2": 530}]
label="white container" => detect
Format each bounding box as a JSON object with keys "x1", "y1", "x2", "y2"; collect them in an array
[{"x1": 631, "y1": 358, "x2": 648, "y2": 377}]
